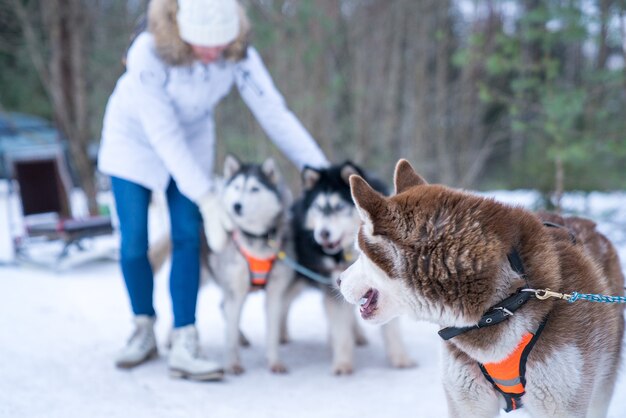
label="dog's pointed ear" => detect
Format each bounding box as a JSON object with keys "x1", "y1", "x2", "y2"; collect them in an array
[
  {"x1": 393, "y1": 159, "x2": 427, "y2": 194},
  {"x1": 224, "y1": 154, "x2": 241, "y2": 179},
  {"x1": 302, "y1": 166, "x2": 321, "y2": 190},
  {"x1": 261, "y1": 157, "x2": 281, "y2": 185},
  {"x1": 349, "y1": 174, "x2": 386, "y2": 234},
  {"x1": 340, "y1": 161, "x2": 361, "y2": 185}
]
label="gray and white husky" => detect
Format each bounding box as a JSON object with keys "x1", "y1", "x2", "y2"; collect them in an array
[
  {"x1": 210, "y1": 155, "x2": 295, "y2": 375},
  {"x1": 291, "y1": 161, "x2": 415, "y2": 374},
  {"x1": 151, "y1": 155, "x2": 295, "y2": 374}
]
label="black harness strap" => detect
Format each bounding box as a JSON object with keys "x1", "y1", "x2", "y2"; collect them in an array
[
  {"x1": 435, "y1": 229, "x2": 557, "y2": 412},
  {"x1": 239, "y1": 227, "x2": 279, "y2": 242},
  {"x1": 438, "y1": 249, "x2": 530, "y2": 341}
]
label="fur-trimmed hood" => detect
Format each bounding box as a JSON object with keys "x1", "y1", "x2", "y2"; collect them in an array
[{"x1": 147, "y1": 0, "x2": 250, "y2": 66}]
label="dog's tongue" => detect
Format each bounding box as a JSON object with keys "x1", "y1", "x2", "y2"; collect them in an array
[{"x1": 359, "y1": 289, "x2": 377, "y2": 309}]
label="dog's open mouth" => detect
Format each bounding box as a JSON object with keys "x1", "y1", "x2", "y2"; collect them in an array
[
  {"x1": 321, "y1": 239, "x2": 342, "y2": 253},
  {"x1": 358, "y1": 289, "x2": 378, "y2": 319}
]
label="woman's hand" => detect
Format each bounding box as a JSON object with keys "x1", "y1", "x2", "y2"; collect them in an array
[{"x1": 197, "y1": 192, "x2": 234, "y2": 252}]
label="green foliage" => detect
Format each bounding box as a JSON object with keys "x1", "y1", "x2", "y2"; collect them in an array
[
  {"x1": 0, "y1": 51, "x2": 51, "y2": 118},
  {"x1": 1, "y1": 0, "x2": 624, "y2": 194},
  {"x1": 467, "y1": 0, "x2": 626, "y2": 192}
]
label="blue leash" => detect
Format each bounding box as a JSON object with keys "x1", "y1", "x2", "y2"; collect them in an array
[
  {"x1": 276, "y1": 251, "x2": 334, "y2": 286},
  {"x1": 568, "y1": 291, "x2": 626, "y2": 304},
  {"x1": 523, "y1": 288, "x2": 626, "y2": 304}
]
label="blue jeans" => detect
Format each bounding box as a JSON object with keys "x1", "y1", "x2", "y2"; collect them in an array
[{"x1": 111, "y1": 176, "x2": 201, "y2": 328}]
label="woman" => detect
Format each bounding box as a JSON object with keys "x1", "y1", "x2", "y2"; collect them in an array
[{"x1": 98, "y1": 0, "x2": 328, "y2": 381}]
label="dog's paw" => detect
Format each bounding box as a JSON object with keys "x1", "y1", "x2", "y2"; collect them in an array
[
  {"x1": 228, "y1": 363, "x2": 245, "y2": 375},
  {"x1": 390, "y1": 355, "x2": 417, "y2": 369},
  {"x1": 270, "y1": 362, "x2": 288, "y2": 374},
  {"x1": 332, "y1": 362, "x2": 353, "y2": 375}
]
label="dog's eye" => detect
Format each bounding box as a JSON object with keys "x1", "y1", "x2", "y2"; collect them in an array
[
  {"x1": 250, "y1": 186, "x2": 259, "y2": 193},
  {"x1": 334, "y1": 202, "x2": 345, "y2": 211}
]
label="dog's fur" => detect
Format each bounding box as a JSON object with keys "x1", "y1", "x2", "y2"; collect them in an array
[
  {"x1": 338, "y1": 159, "x2": 624, "y2": 417},
  {"x1": 151, "y1": 155, "x2": 295, "y2": 374},
  {"x1": 291, "y1": 161, "x2": 415, "y2": 374},
  {"x1": 209, "y1": 155, "x2": 296, "y2": 374}
]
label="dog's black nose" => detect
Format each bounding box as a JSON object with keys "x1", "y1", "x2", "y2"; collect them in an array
[
  {"x1": 233, "y1": 202, "x2": 242, "y2": 215},
  {"x1": 320, "y1": 229, "x2": 330, "y2": 240},
  {"x1": 336, "y1": 277, "x2": 342, "y2": 287}
]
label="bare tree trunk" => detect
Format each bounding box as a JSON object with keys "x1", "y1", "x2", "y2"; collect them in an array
[
  {"x1": 620, "y1": 4, "x2": 626, "y2": 89},
  {"x1": 378, "y1": 0, "x2": 406, "y2": 176},
  {"x1": 11, "y1": 0, "x2": 98, "y2": 215},
  {"x1": 413, "y1": 2, "x2": 433, "y2": 178},
  {"x1": 434, "y1": 0, "x2": 454, "y2": 185},
  {"x1": 397, "y1": 2, "x2": 419, "y2": 167},
  {"x1": 554, "y1": 154, "x2": 564, "y2": 213},
  {"x1": 596, "y1": 0, "x2": 612, "y2": 70},
  {"x1": 46, "y1": 0, "x2": 98, "y2": 215},
  {"x1": 69, "y1": 0, "x2": 97, "y2": 215}
]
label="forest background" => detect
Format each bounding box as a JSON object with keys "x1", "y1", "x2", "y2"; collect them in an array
[{"x1": 0, "y1": 0, "x2": 624, "y2": 213}]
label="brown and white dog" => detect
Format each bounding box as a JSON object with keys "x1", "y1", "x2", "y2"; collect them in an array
[{"x1": 338, "y1": 159, "x2": 624, "y2": 417}]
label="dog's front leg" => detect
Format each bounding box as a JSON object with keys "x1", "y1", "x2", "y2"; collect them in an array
[
  {"x1": 323, "y1": 294, "x2": 356, "y2": 375},
  {"x1": 442, "y1": 344, "x2": 500, "y2": 418},
  {"x1": 265, "y1": 265, "x2": 292, "y2": 373},
  {"x1": 223, "y1": 290, "x2": 248, "y2": 374},
  {"x1": 380, "y1": 318, "x2": 416, "y2": 369},
  {"x1": 279, "y1": 279, "x2": 306, "y2": 345}
]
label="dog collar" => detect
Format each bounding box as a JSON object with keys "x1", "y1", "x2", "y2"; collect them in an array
[
  {"x1": 438, "y1": 249, "x2": 531, "y2": 341},
  {"x1": 238, "y1": 227, "x2": 279, "y2": 242}
]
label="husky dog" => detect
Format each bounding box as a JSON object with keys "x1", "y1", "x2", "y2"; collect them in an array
[
  {"x1": 209, "y1": 155, "x2": 295, "y2": 374},
  {"x1": 151, "y1": 155, "x2": 294, "y2": 374},
  {"x1": 291, "y1": 161, "x2": 415, "y2": 375},
  {"x1": 338, "y1": 159, "x2": 624, "y2": 417}
]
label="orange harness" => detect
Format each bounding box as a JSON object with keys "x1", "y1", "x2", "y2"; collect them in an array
[
  {"x1": 438, "y1": 248, "x2": 551, "y2": 413},
  {"x1": 479, "y1": 321, "x2": 546, "y2": 412},
  {"x1": 232, "y1": 231, "x2": 277, "y2": 288}
]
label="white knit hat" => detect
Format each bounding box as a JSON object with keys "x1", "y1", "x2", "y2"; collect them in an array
[{"x1": 177, "y1": 0, "x2": 240, "y2": 47}]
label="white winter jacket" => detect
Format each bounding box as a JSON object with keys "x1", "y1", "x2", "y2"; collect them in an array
[{"x1": 98, "y1": 32, "x2": 328, "y2": 202}]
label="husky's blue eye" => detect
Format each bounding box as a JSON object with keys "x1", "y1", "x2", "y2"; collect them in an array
[
  {"x1": 250, "y1": 186, "x2": 259, "y2": 193},
  {"x1": 334, "y1": 203, "x2": 345, "y2": 211}
]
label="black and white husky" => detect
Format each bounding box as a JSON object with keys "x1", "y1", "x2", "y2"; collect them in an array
[
  {"x1": 291, "y1": 161, "x2": 415, "y2": 374},
  {"x1": 209, "y1": 155, "x2": 295, "y2": 375}
]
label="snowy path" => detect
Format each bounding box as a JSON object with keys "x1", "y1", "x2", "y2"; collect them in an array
[
  {"x1": 0, "y1": 258, "x2": 625, "y2": 418},
  {"x1": 2, "y1": 189, "x2": 626, "y2": 417}
]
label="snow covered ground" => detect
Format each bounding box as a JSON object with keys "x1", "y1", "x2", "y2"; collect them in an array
[{"x1": 1, "y1": 190, "x2": 625, "y2": 418}]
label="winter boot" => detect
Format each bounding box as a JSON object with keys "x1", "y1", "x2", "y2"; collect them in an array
[
  {"x1": 115, "y1": 315, "x2": 158, "y2": 369},
  {"x1": 168, "y1": 325, "x2": 224, "y2": 381}
]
